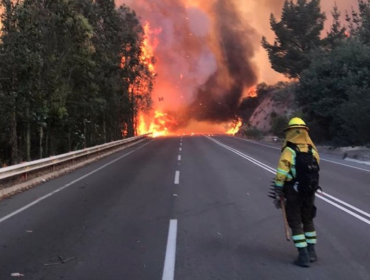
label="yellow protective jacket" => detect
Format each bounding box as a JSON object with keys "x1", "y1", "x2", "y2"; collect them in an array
[{"x1": 275, "y1": 128, "x2": 320, "y2": 188}]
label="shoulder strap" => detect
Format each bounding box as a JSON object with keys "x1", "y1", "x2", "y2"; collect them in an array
[
  {"x1": 286, "y1": 141, "x2": 300, "y2": 153},
  {"x1": 308, "y1": 145, "x2": 313, "y2": 154},
  {"x1": 284, "y1": 142, "x2": 314, "y2": 154}
]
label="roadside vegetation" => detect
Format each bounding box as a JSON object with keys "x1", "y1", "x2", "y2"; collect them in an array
[
  {"x1": 0, "y1": 0, "x2": 155, "y2": 166},
  {"x1": 240, "y1": 0, "x2": 370, "y2": 147}
]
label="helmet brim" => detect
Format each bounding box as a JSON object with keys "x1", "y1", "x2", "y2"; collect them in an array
[{"x1": 284, "y1": 125, "x2": 309, "y2": 132}]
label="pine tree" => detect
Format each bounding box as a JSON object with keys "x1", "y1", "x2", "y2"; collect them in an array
[
  {"x1": 324, "y1": 3, "x2": 347, "y2": 49},
  {"x1": 262, "y1": 0, "x2": 326, "y2": 79}
]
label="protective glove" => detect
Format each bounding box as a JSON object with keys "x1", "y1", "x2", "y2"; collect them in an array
[{"x1": 268, "y1": 183, "x2": 284, "y2": 209}]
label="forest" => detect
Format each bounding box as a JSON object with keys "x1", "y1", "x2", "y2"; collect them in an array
[
  {"x1": 0, "y1": 0, "x2": 155, "y2": 165},
  {"x1": 260, "y1": 0, "x2": 370, "y2": 146}
]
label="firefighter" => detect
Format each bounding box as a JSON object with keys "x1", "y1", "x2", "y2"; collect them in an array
[{"x1": 271, "y1": 117, "x2": 320, "y2": 267}]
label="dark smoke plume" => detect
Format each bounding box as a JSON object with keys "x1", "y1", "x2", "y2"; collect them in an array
[{"x1": 187, "y1": 0, "x2": 258, "y2": 123}]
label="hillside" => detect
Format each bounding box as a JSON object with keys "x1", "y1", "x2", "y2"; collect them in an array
[{"x1": 239, "y1": 83, "x2": 296, "y2": 136}]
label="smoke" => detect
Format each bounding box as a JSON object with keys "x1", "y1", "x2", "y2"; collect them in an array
[
  {"x1": 119, "y1": 0, "x2": 266, "y2": 127},
  {"x1": 184, "y1": 0, "x2": 260, "y2": 123},
  {"x1": 118, "y1": 0, "x2": 358, "y2": 131}
]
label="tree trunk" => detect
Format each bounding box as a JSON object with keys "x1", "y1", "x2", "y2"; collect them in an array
[
  {"x1": 10, "y1": 106, "x2": 18, "y2": 165},
  {"x1": 127, "y1": 116, "x2": 134, "y2": 137},
  {"x1": 103, "y1": 114, "x2": 107, "y2": 143},
  {"x1": 45, "y1": 125, "x2": 49, "y2": 157},
  {"x1": 83, "y1": 119, "x2": 87, "y2": 149},
  {"x1": 39, "y1": 126, "x2": 43, "y2": 159},
  {"x1": 68, "y1": 128, "x2": 71, "y2": 152},
  {"x1": 26, "y1": 106, "x2": 31, "y2": 161}
]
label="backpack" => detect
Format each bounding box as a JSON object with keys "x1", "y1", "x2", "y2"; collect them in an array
[{"x1": 284, "y1": 142, "x2": 320, "y2": 194}]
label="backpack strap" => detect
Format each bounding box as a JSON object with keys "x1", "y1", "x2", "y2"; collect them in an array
[
  {"x1": 307, "y1": 145, "x2": 313, "y2": 154},
  {"x1": 285, "y1": 141, "x2": 300, "y2": 153},
  {"x1": 285, "y1": 142, "x2": 314, "y2": 154}
]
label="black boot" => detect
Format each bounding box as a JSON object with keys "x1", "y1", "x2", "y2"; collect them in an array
[
  {"x1": 307, "y1": 244, "x2": 317, "y2": 262},
  {"x1": 294, "y1": 248, "x2": 310, "y2": 267}
]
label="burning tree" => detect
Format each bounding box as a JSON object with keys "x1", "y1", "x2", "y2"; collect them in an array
[{"x1": 123, "y1": 21, "x2": 158, "y2": 137}]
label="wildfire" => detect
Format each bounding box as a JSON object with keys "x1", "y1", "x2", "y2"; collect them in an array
[
  {"x1": 247, "y1": 88, "x2": 257, "y2": 98},
  {"x1": 141, "y1": 22, "x2": 161, "y2": 74},
  {"x1": 136, "y1": 19, "x2": 244, "y2": 137},
  {"x1": 244, "y1": 86, "x2": 257, "y2": 98},
  {"x1": 226, "y1": 119, "x2": 242, "y2": 135},
  {"x1": 138, "y1": 111, "x2": 178, "y2": 137}
]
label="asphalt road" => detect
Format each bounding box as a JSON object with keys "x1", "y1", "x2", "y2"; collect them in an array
[{"x1": 0, "y1": 136, "x2": 370, "y2": 280}]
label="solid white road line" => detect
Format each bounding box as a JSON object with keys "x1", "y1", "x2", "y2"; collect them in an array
[
  {"x1": 228, "y1": 136, "x2": 370, "y2": 173},
  {"x1": 0, "y1": 140, "x2": 154, "y2": 224},
  {"x1": 316, "y1": 194, "x2": 370, "y2": 226},
  {"x1": 178, "y1": 155, "x2": 181, "y2": 161},
  {"x1": 320, "y1": 158, "x2": 370, "y2": 173},
  {"x1": 162, "y1": 219, "x2": 178, "y2": 280},
  {"x1": 207, "y1": 136, "x2": 370, "y2": 226},
  {"x1": 174, "y1": 171, "x2": 180, "y2": 185},
  {"x1": 317, "y1": 191, "x2": 370, "y2": 219},
  {"x1": 229, "y1": 136, "x2": 281, "y2": 151}
]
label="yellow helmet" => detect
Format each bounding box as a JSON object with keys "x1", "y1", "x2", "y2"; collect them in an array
[{"x1": 285, "y1": 117, "x2": 308, "y2": 131}]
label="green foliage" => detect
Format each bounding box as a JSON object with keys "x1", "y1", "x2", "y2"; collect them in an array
[
  {"x1": 270, "y1": 111, "x2": 278, "y2": 119},
  {"x1": 255, "y1": 82, "x2": 271, "y2": 99},
  {"x1": 271, "y1": 82, "x2": 296, "y2": 105},
  {"x1": 243, "y1": 126, "x2": 264, "y2": 140},
  {"x1": 297, "y1": 39, "x2": 370, "y2": 145},
  {"x1": 270, "y1": 115, "x2": 289, "y2": 138},
  {"x1": 259, "y1": 0, "x2": 370, "y2": 146},
  {"x1": 262, "y1": 0, "x2": 326, "y2": 78},
  {"x1": 346, "y1": 0, "x2": 370, "y2": 44},
  {"x1": 0, "y1": 0, "x2": 155, "y2": 165},
  {"x1": 324, "y1": 3, "x2": 347, "y2": 50}
]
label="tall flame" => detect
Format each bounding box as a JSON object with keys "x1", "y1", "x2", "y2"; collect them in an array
[
  {"x1": 226, "y1": 119, "x2": 242, "y2": 135},
  {"x1": 141, "y1": 22, "x2": 161, "y2": 74},
  {"x1": 138, "y1": 111, "x2": 178, "y2": 137},
  {"x1": 138, "y1": 22, "x2": 176, "y2": 137}
]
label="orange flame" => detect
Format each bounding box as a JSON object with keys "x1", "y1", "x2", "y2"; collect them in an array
[
  {"x1": 226, "y1": 119, "x2": 242, "y2": 135},
  {"x1": 247, "y1": 87, "x2": 257, "y2": 98},
  {"x1": 141, "y1": 22, "x2": 161, "y2": 75},
  {"x1": 136, "y1": 20, "x2": 245, "y2": 137},
  {"x1": 138, "y1": 111, "x2": 178, "y2": 137},
  {"x1": 243, "y1": 86, "x2": 257, "y2": 98}
]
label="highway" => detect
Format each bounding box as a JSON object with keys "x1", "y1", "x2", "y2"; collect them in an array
[{"x1": 0, "y1": 136, "x2": 370, "y2": 280}]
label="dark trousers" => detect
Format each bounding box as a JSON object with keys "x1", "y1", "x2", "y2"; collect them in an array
[{"x1": 285, "y1": 184, "x2": 317, "y2": 248}]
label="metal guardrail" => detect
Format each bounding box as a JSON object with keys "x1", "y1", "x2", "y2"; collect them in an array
[{"x1": 0, "y1": 134, "x2": 152, "y2": 183}]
